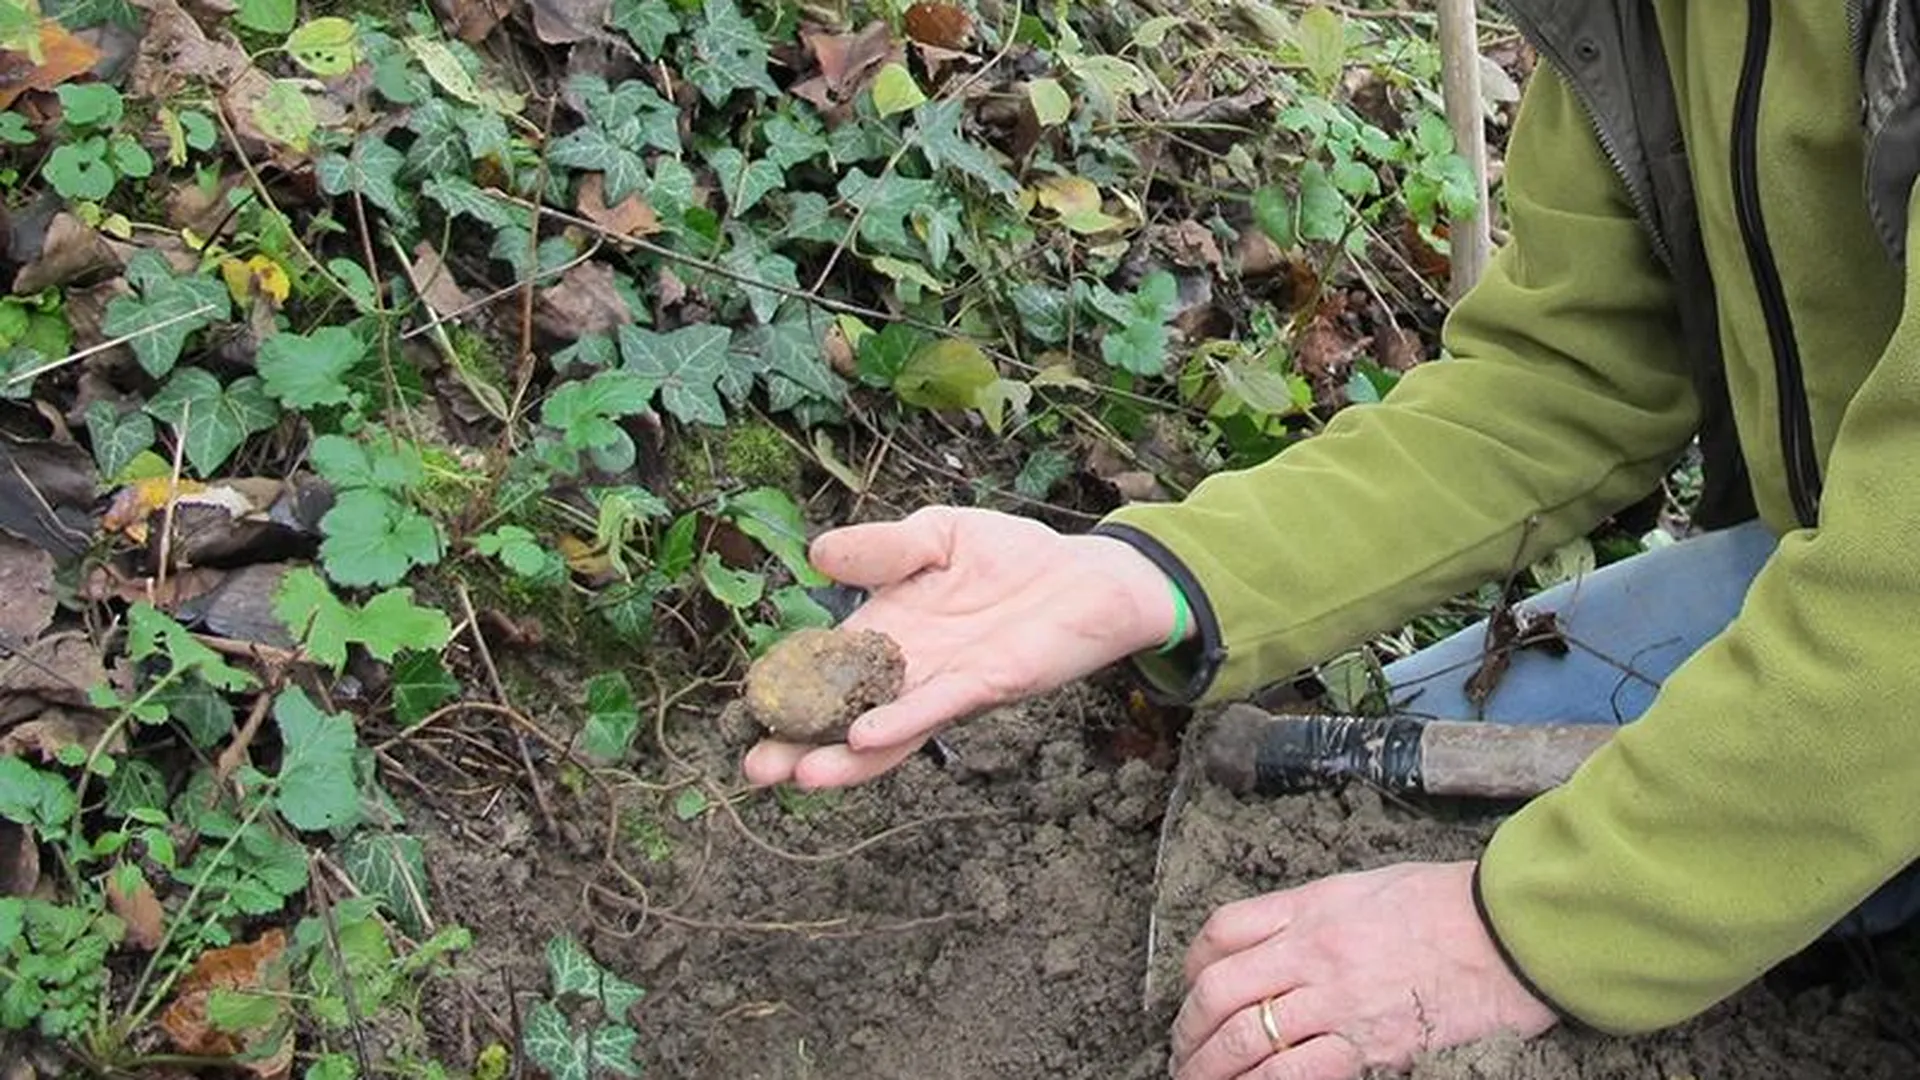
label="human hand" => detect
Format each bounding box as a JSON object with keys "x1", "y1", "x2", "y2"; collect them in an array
[
  {"x1": 1170, "y1": 861, "x2": 1557, "y2": 1079},
  {"x1": 741, "y1": 506, "x2": 1181, "y2": 790}
]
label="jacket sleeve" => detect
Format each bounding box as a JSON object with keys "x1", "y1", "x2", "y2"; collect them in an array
[
  {"x1": 1471, "y1": 198, "x2": 1920, "y2": 1034},
  {"x1": 1093, "y1": 66, "x2": 1700, "y2": 704}
]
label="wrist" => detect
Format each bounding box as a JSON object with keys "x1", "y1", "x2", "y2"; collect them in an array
[{"x1": 1076, "y1": 534, "x2": 1188, "y2": 655}]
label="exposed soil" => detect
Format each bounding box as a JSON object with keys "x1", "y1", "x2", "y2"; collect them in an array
[{"x1": 397, "y1": 677, "x2": 1920, "y2": 1079}]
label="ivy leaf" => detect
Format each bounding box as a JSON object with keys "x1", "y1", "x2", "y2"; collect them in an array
[
  {"x1": 391, "y1": 652, "x2": 458, "y2": 724},
  {"x1": 1015, "y1": 446, "x2": 1073, "y2": 499},
  {"x1": 579, "y1": 672, "x2": 638, "y2": 764},
  {"x1": 836, "y1": 169, "x2": 937, "y2": 254},
  {"x1": 317, "y1": 135, "x2": 413, "y2": 231},
  {"x1": 424, "y1": 176, "x2": 521, "y2": 229},
  {"x1": 736, "y1": 302, "x2": 844, "y2": 404},
  {"x1": 686, "y1": 0, "x2": 778, "y2": 104},
  {"x1": 699, "y1": 552, "x2": 762, "y2": 608},
  {"x1": 523, "y1": 1001, "x2": 587, "y2": 1080},
  {"x1": 153, "y1": 678, "x2": 234, "y2": 749},
  {"x1": 719, "y1": 241, "x2": 796, "y2": 325},
  {"x1": 319, "y1": 489, "x2": 442, "y2": 588},
  {"x1": 761, "y1": 112, "x2": 827, "y2": 170},
  {"x1": 83, "y1": 402, "x2": 154, "y2": 480},
  {"x1": 0, "y1": 758, "x2": 76, "y2": 830},
  {"x1": 706, "y1": 147, "x2": 782, "y2": 216},
  {"x1": 338, "y1": 832, "x2": 430, "y2": 937},
  {"x1": 912, "y1": 99, "x2": 1017, "y2": 197},
  {"x1": 101, "y1": 252, "x2": 229, "y2": 378},
  {"x1": 546, "y1": 935, "x2": 644, "y2": 1015},
  {"x1": 257, "y1": 326, "x2": 365, "y2": 409},
  {"x1": 589, "y1": 1026, "x2": 642, "y2": 1077},
  {"x1": 609, "y1": 0, "x2": 677, "y2": 57},
  {"x1": 618, "y1": 323, "x2": 731, "y2": 425},
  {"x1": 143, "y1": 369, "x2": 279, "y2": 477},
  {"x1": 721, "y1": 487, "x2": 825, "y2": 586},
  {"x1": 895, "y1": 338, "x2": 998, "y2": 409},
  {"x1": 273, "y1": 687, "x2": 361, "y2": 831},
  {"x1": 548, "y1": 126, "x2": 649, "y2": 205}
]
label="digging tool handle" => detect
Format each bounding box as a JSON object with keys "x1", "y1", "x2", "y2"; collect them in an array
[{"x1": 1202, "y1": 703, "x2": 1618, "y2": 798}]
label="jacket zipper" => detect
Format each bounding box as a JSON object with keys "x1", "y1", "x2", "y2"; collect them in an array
[{"x1": 1732, "y1": 0, "x2": 1823, "y2": 528}]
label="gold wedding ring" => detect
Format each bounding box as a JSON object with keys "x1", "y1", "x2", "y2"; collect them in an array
[{"x1": 1259, "y1": 996, "x2": 1287, "y2": 1051}]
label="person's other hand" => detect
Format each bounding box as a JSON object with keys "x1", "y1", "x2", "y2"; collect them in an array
[
  {"x1": 1169, "y1": 861, "x2": 1557, "y2": 1079},
  {"x1": 742, "y1": 507, "x2": 1180, "y2": 790}
]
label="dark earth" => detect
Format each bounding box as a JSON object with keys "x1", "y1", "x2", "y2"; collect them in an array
[{"x1": 394, "y1": 674, "x2": 1920, "y2": 1079}]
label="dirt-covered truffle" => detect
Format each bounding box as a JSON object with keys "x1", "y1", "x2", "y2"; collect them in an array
[{"x1": 741, "y1": 627, "x2": 906, "y2": 744}]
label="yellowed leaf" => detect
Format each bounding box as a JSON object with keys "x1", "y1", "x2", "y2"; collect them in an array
[{"x1": 107, "y1": 870, "x2": 166, "y2": 951}]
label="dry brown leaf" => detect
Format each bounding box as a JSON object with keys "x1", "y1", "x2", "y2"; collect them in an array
[
  {"x1": 107, "y1": 871, "x2": 165, "y2": 951},
  {"x1": 0, "y1": 822, "x2": 38, "y2": 897},
  {"x1": 1372, "y1": 325, "x2": 1425, "y2": 372},
  {"x1": 222, "y1": 68, "x2": 345, "y2": 163},
  {"x1": 0, "y1": 20, "x2": 105, "y2": 111},
  {"x1": 0, "y1": 434, "x2": 98, "y2": 562},
  {"x1": 126, "y1": 0, "x2": 250, "y2": 100},
  {"x1": 0, "y1": 709, "x2": 123, "y2": 762},
  {"x1": 159, "y1": 929, "x2": 293, "y2": 1079},
  {"x1": 174, "y1": 563, "x2": 297, "y2": 646},
  {"x1": 13, "y1": 211, "x2": 122, "y2": 294},
  {"x1": 409, "y1": 244, "x2": 474, "y2": 320},
  {"x1": 0, "y1": 535, "x2": 55, "y2": 642},
  {"x1": 791, "y1": 21, "x2": 898, "y2": 117},
  {"x1": 529, "y1": 0, "x2": 608, "y2": 43},
  {"x1": 432, "y1": 0, "x2": 513, "y2": 42},
  {"x1": 1158, "y1": 220, "x2": 1223, "y2": 272},
  {"x1": 0, "y1": 634, "x2": 108, "y2": 707},
  {"x1": 902, "y1": 2, "x2": 973, "y2": 48},
  {"x1": 577, "y1": 173, "x2": 660, "y2": 239},
  {"x1": 536, "y1": 260, "x2": 633, "y2": 338},
  {"x1": 822, "y1": 320, "x2": 855, "y2": 377},
  {"x1": 103, "y1": 477, "x2": 209, "y2": 541}
]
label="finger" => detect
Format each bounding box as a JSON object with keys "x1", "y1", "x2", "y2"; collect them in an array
[
  {"x1": 790, "y1": 739, "x2": 926, "y2": 789},
  {"x1": 1185, "y1": 890, "x2": 1300, "y2": 984},
  {"x1": 1171, "y1": 937, "x2": 1304, "y2": 1065},
  {"x1": 809, "y1": 508, "x2": 955, "y2": 588},
  {"x1": 1243, "y1": 1035, "x2": 1366, "y2": 1080},
  {"x1": 741, "y1": 740, "x2": 809, "y2": 786},
  {"x1": 1178, "y1": 991, "x2": 1338, "y2": 1080},
  {"x1": 845, "y1": 670, "x2": 998, "y2": 751}
]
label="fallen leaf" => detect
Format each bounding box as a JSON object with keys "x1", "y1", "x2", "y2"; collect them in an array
[
  {"x1": 529, "y1": 0, "x2": 609, "y2": 43},
  {"x1": 126, "y1": 0, "x2": 251, "y2": 101},
  {"x1": 174, "y1": 563, "x2": 297, "y2": 646},
  {"x1": 159, "y1": 928, "x2": 293, "y2": 1079},
  {"x1": 80, "y1": 563, "x2": 223, "y2": 611},
  {"x1": 431, "y1": 0, "x2": 511, "y2": 42},
  {"x1": 0, "y1": 20, "x2": 104, "y2": 111},
  {"x1": 0, "y1": 433, "x2": 98, "y2": 562},
  {"x1": 0, "y1": 822, "x2": 37, "y2": 897},
  {"x1": 536, "y1": 260, "x2": 633, "y2": 338},
  {"x1": 577, "y1": 173, "x2": 660, "y2": 239},
  {"x1": 12, "y1": 211, "x2": 122, "y2": 294},
  {"x1": 1372, "y1": 324, "x2": 1425, "y2": 372},
  {"x1": 556, "y1": 532, "x2": 614, "y2": 581},
  {"x1": 0, "y1": 535, "x2": 55, "y2": 642},
  {"x1": 1157, "y1": 219, "x2": 1222, "y2": 272},
  {"x1": 107, "y1": 870, "x2": 165, "y2": 950},
  {"x1": 0, "y1": 708, "x2": 124, "y2": 761},
  {"x1": 1295, "y1": 309, "x2": 1358, "y2": 408},
  {"x1": 220, "y1": 255, "x2": 291, "y2": 308},
  {"x1": 790, "y1": 21, "x2": 898, "y2": 119},
  {"x1": 103, "y1": 476, "x2": 210, "y2": 541},
  {"x1": 0, "y1": 634, "x2": 108, "y2": 709},
  {"x1": 409, "y1": 244, "x2": 473, "y2": 320},
  {"x1": 902, "y1": 2, "x2": 973, "y2": 48},
  {"x1": 157, "y1": 478, "x2": 322, "y2": 570}
]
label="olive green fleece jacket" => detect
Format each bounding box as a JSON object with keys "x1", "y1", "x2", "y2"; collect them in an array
[{"x1": 1097, "y1": 3, "x2": 1920, "y2": 1035}]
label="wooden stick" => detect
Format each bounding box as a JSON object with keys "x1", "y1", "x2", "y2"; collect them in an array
[{"x1": 1436, "y1": 0, "x2": 1493, "y2": 299}]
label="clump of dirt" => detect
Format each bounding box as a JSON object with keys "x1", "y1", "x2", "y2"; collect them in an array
[
  {"x1": 1147, "y1": 711, "x2": 1920, "y2": 1079},
  {"x1": 742, "y1": 626, "x2": 906, "y2": 744}
]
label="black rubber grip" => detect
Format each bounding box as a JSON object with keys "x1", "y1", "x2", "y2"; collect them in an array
[{"x1": 1247, "y1": 714, "x2": 1427, "y2": 795}]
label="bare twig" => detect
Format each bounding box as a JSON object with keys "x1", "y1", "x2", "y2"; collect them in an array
[
  {"x1": 3, "y1": 304, "x2": 219, "y2": 387},
  {"x1": 1437, "y1": 0, "x2": 1492, "y2": 297}
]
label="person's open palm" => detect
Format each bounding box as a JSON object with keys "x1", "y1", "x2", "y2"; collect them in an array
[{"x1": 742, "y1": 507, "x2": 1179, "y2": 790}]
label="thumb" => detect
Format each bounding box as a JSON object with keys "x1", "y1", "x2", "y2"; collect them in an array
[{"x1": 809, "y1": 507, "x2": 956, "y2": 588}]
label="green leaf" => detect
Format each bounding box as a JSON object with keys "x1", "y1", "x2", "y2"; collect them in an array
[
  {"x1": 339, "y1": 832, "x2": 430, "y2": 937},
  {"x1": 894, "y1": 338, "x2": 998, "y2": 410},
  {"x1": 0, "y1": 758, "x2": 75, "y2": 829},
  {"x1": 143, "y1": 368, "x2": 279, "y2": 477},
  {"x1": 280, "y1": 562, "x2": 449, "y2": 667},
  {"x1": 392, "y1": 652, "x2": 458, "y2": 724},
  {"x1": 104, "y1": 759, "x2": 168, "y2": 819},
  {"x1": 912, "y1": 99, "x2": 1017, "y2": 198},
  {"x1": 102, "y1": 252, "x2": 230, "y2": 378},
  {"x1": 548, "y1": 127, "x2": 649, "y2": 206},
  {"x1": 1252, "y1": 184, "x2": 1296, "y2": 249},
  {"x1": 108, "y1": 133, "x2": 152, "y2": 178},
  {"x1": 1015, "y1": 446, "x2": 1073, "y2": 499},
  {"x1": 854, "y1": 321, "x2": 926, "y2": 387},
  {"x1": 522, "y1": 1000, "x2": 587, "y2": 1080},
  {"x1": 717, "y1": 241, "x2": 797, "y2": 325},
  {"x1": 579, "y1": 672, "x2": 638, "y2": 764},
  {"x1": 836, "y1": 170, "x2": 937, "y2": 254},
  {"x1": 306, "y1": 1053, "x2": 358, "y2": 1080},
  {"x1": 590, "y1": 1025, "x2": 642, "y2": 1077},
  {"x1": 706, "y1": 147, "x2": 782, "y2": 216},
  {"x1": 618, "y1": 323, "x2": 731, "y2": 425},
  {"x1": 1096, "y1": 271, "x2": 1179, "y2": 377},
  {"x1": 257, "y1": 326, "x2": 364, "y2": 409},
  {"x1": 44, "y1": 137, "x2": 113, "y2": 200},
  {"x1": 153, "y1": 678, "x2": 236, "y2": 749},
  {"x1": 721, "y1": 488, "x2": 825, "y2": 586},
  {"x1": 1296, "y1": 160, "x2": 1345, "y2": 242},
  {"x1": 609, "y1": 0, "x2": 678, "y2": 57},
  {"x1": 310, "y1": 432, "x2": 423, "y2": 493},
  {"x1": 317, "y1": 136, "x2": 412, "y2": 230},
  {"x1": 56, "y1": 83, "x2": 122, "y2": 128},
  {"x1": 129, "y1": 602, "x2": 256, "y2": 689},
  {"x1": 686, "y1": 0, "x2": 777, "y2": 104},
  {"x1": 287, "y1": 17, "x2": 359, "y2": 76},
  {"x1": 355, "y1": 590, "x2": 454, "y2": 661},
  {"x1": 1295, "y1": 5, "x2": 1347, "y2": 91},
  {"x1": 255, "y1": 79, "x2": 318, "y2": 150},
  {"x1": 319, "y1": 489, "x2": 443, "y2": 588},
  {"x1": 542, "y1": 370, "x2": 658, "y2": 450},
  {"x1": 1027, "y1": 77, "x2": 1071, "y2": 126},
  {"x1": 84, "y1": 402, "x2": 154, "y2": 481},
  {"x1": 736, "y1": 303, "x2": 844, "y2": 405},
  {"x1": 870, "y1": 62, "x2": 925, "y2": 116},
  {"x1": 545, "y1": 935, "x2": 644, "y2": 1015},
  {"x1": 207, "y1": 987, "x2": 283, "y2": 1031},
  {"x1": 273, "y1": 687, "x2": 361, "y2": 831},
  {"x1": 0, "y1": 112, "x2": 33, "y2": 145},
  {"x1": 235, "y1": 0, "x2": 294, "y2": 34},
  {"x1": 761, "y1": 112, "x2": 827, "y2": 170},
  {"x1": 671, "y1": 787, "x2": 708, "y2": 821},
  {"x1": 424, "y1": 176, "x2": 521, "y2": 229},
  {"x1": 699, "y1": 552, "x2": 763, "y2": 608}
]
